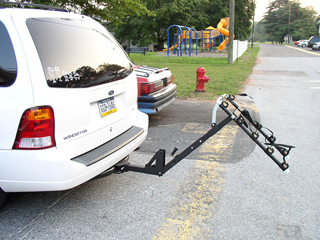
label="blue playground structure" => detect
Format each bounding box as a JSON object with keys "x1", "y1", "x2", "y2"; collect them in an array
[
  {"x1": 166, "y1": 25, "x2": 198, "y2": 57},
  {"x1": 165, "y1": 25, "x2": 224, "y2": 57}
]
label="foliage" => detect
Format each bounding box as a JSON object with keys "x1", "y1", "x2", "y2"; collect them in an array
[
  {"x1": 129, "y1": 47, "x2": 259, "y2": 100},
  {"x1": 32, "y1": 0, "x2": 148, "y2": 25},
  {"x1": 252, "y1": 21, "x2": 266, "y2": 42},
  {"x1": 197, "y1": 0, "x2": 255, "y2": 40},
  {"x1": 111, "y1": 0, "x2": 255, "y2": 48},
  {"x1": 110, "y1": 0, "x2": 210, "y2": 49},
  {"x1": 234, "y1": 0, "x2": 255, "y2": 40},
  {"x1": 261, "y1": 0, "x2": 320, "y2": 42}
]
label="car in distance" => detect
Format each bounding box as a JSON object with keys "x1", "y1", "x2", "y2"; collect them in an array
[
  {"x1": 295, "y1": 39, "x2": 306, "y2": 45},
  {"x1": 307, "y1": 36, "x2": 320, "y2": 48},
  {"x1": 0, "y1": 4, "x2": 148, "y2": 207},
  {"x1": 297, "y1": 40, "x2": 308, "y2": 47},
  {"x1": 312, "y1": 42, "x2": 320, "y2": 50},
  {"x1": 134, "y1": 65, "x2": 177, "y2": 114}
]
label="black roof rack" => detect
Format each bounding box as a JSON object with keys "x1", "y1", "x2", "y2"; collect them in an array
[{"x1": 0, "y1": 1, "x2": 68, "y2": 12}]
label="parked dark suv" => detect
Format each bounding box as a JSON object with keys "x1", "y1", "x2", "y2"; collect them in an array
[{"x1": 307, "y1": 36, "x2": 320, "y2": 48}]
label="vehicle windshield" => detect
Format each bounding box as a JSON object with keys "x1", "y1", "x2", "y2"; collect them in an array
[{"x1": 27, "y1": 17, "x2": 133, "y2": 88}]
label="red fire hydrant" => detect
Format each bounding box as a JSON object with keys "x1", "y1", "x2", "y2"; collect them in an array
[{"x1": 195, "y1": 66, "x2": 209, "y2": 92}]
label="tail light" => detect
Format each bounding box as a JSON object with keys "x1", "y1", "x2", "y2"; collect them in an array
[
  {"x1": 141, "y1": 81, "x2": 161, "y2": 94},
  {"x1": 13, "y1": 106, "x2": 55, "y2": 150},
  {"x1": 141, "y1": 79, "x2": 165, "y2": 95},
  {"x1": 169, "y1": 75, "x2": 173, "y2": 84},
  {"x1": 141, "y1": 83, "x2": 156, "y2": 94}
]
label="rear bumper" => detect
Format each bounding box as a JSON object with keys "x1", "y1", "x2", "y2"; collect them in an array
[
  {"x1": 138, "y1": 84, "x2": 177, "y2": 114},
  {"x1": 0, "y1": 111, "x2": 148, "y2": 193}
]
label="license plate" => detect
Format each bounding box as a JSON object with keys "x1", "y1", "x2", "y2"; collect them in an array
[
  {"x1": 98, "y1": 97, "x2": 117, "y2": 117},
  {"x1": 162, "y1": 77, "x2": 168, "y2": 87}
]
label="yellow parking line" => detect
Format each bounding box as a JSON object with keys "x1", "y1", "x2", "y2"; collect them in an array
[
  {"x1": 153, "y1": 124, "x2": 238, "y2": 239},
  {"x1": 199, "y1": 125, "x2": 238, "y2": 161},
  {"x1": 285, "y1": 45, "x2": 320, "y2": 56}
]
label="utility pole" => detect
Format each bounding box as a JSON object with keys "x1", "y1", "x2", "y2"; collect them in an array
[
  {"x1": 251, "y1": 0, "x2": 256, "y2": 48},
  {"x1": 288, "y1": 2, "x2": 291, "y2": 43},
  {"x1": 251, "y1": 15, "x2": 255, "y2": 48},
  {"x1": 228, "y1": 0, "x2": 235, "y2": 64}
]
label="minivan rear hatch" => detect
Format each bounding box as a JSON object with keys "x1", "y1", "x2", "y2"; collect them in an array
[{"x1": 19, "y1": 13, "x2": 138, "y2": 155}]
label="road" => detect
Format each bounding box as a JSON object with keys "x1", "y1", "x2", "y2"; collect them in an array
[
  {"x1": 1, "y1": 44, "x2": 320, "y2": 239},
  {"x1": 210, "y1": 44, "x2": 320, "y2": 239}
]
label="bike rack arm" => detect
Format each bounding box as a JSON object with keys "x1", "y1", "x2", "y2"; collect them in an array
[
  {"x1": 120, "y1": 115, "x2": 233, "y2": 176},
  {"x1": 118, "y1": 94, "x2": 294, "y2": 176}
]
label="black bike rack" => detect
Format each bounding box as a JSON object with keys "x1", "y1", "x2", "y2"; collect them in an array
[{"x1": 116, "y1": 94, "x2": 294, "y2": 176}]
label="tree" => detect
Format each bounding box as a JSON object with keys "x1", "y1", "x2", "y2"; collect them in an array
[
  {"x1": 290, "y1": 6, "x2": 319, "y2": 40},
  {"x1": 32, "y1": 0, "x2": 148, "y2": 25},
  {"x1": 112, "y1": 0, "x2": 255, "y2": 49},
  {"x1": 253, "y1": 21, "x2": 266, "y2": 42},
  {"x1": 196, "y1": 0, "x2": 228, "y2": 30},
  {"x1": 262, "y1": 0, "x2": 319, "y2": 43},
  {"x1": 110, "y1": 0, "x2": 210, "y2": 50},
  {"x1": 234, "y1": 0, "x2": 255, "y2": 40}
]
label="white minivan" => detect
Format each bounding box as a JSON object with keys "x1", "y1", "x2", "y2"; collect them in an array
[{"x1": 0, "y1": 5, "x2": 148, "y2": 206}]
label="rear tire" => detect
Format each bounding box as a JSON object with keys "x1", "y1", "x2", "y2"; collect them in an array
[{"x1": 0, "y1": 188, "x2": 8, "y2": 207}]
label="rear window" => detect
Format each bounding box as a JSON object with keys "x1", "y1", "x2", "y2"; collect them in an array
[
  {"x1": 311, "y1": 37, "x2": 320, "y2": 43},
  {"x1": 0, "y1": 21, "x2": 17, "y2": 87},
  {"x1": 27, "y1": 17, "x2": 133, "y2": 88}
]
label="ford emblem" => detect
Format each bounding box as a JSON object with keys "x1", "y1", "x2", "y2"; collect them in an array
[{"x1": 109, "y1": 90, "x2": 114, "y2": 96}]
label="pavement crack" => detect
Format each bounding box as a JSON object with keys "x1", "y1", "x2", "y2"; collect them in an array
[{"x1": 10, "y1": 188, "x2": 79, "y2": 240}]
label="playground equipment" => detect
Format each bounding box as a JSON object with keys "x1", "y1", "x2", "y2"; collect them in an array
[
  {"x1": 165, "y1": 25, "x2": 198, "y2": 57},
  {"x1": 165, "y1": 18, "x2": 232, "y2": 56},
  {"x1": 166, "y1": 37, "x2": 182, "y2": 51},
  {"x1": 165, "y1": 25, "x2": 222, "y2": 56},
  {"x1": 200, "y1": 26, "x2": 222, "y2": 52},
  {"x1": 216, "y1": 17, "x2": 234, "y2": 51}
]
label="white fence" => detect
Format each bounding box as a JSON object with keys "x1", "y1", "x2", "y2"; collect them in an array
[{"x1": 232, "y1": 40, "x2": 248, "y2": 62}]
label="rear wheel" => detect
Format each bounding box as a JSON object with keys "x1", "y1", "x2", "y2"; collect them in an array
[
  {"x1": 0, "y1": 188, "x2": 8, "y2": 207},
  {"x1": 318, "y1": 47, "x2": 320, "y2": 51}
]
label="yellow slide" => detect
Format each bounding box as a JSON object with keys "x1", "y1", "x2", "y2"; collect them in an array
[
  {"x1": 217, "y1": 18, "x2": 234, "y2": 51},
  {"x1": 163, "y1": 45, "x2": 176, "y2": 51},
  {"x1": 164, "y1": 39, "x2": 181, "y2": 51}
]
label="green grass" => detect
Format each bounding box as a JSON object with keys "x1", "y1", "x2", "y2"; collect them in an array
[{"x1": 129, "y1": 46, "x2": 259, "y2": 101}]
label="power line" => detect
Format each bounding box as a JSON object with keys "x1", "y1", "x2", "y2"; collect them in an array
[{"x1": 185, "y1": 0, "x2": 201, "y2": 26}]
